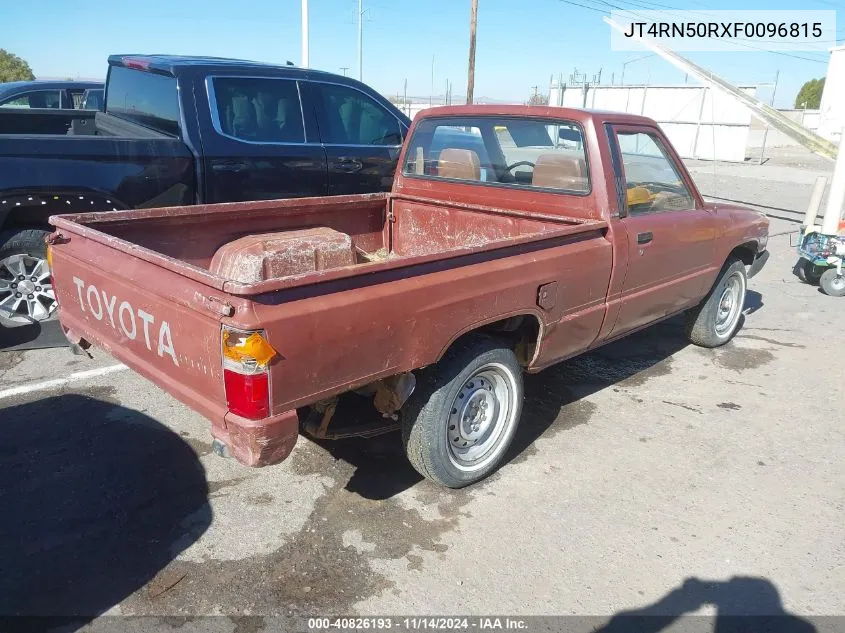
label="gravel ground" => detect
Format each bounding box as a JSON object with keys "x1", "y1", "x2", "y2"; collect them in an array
[{"x1": 1, "y1": 157, "x2": 843, "y2": 630}]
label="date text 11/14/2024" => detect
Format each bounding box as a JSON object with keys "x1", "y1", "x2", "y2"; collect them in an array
[{"x1": 307, "y1": 618, "x2": 528, "y2": 630}]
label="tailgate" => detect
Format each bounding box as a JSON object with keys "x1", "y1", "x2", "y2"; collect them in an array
[{"x1": 48, "y1": 228, "x2": 228, "y2": 425}]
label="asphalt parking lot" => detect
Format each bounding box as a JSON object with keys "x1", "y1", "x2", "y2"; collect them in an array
[{"x1": 1, "y1": 151, "x2": 843, "y2": 626}]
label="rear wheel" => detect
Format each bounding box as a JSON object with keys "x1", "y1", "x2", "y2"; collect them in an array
[
  {"x1": 685, "y1": 258, "x2": 747, "y2": 348},
  {"x1": 794, "y1": 259, "x2": 823, "y2": 285},
  {"x1": 401, "y1": 336, "x2": 523, "y2": 488},
  {"x1": 0, "y1": 229, "x2": 56, "y2": 325},
  {"x1": 819, "y1": 268, "x2": 845, "y2": 297}
]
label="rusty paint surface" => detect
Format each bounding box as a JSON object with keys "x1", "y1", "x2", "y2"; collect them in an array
[
  {"x1": 209, "y1": 227, "x2": 356, "y2": 284},
  {"x1": 47, "y1": 105, "x2": 768, "y2": 468}
]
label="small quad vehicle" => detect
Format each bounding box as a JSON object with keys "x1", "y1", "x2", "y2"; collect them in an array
[{"x1": 794, "y1": 224, "x2": 845, "y2": 297}]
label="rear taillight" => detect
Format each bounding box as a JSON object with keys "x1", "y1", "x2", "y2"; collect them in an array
[
  {"x1": 221, "y1": 327, "x2": 277, "y2": 420},
  {"x1": 223, "y1": 370, "x2": 270, "y2": 419}
]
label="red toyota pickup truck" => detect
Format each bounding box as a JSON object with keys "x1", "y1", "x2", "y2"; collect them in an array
[{"x1": 47, "y1": 105, "x2": 769, "y2": 488}]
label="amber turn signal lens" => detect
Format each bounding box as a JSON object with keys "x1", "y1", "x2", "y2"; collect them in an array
[{"x1": 222, "y1": 330, "x2": 277, "y2": 368}]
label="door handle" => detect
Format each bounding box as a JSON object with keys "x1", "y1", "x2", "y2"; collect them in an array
[
  {"x1": 334, "y1": 157, "x2": 364, "y2": 173},
  {"x1": 637, "y1": 231, "x2": 653, "y2": 245}
]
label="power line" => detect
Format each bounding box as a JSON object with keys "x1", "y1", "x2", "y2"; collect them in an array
[
  {"x1": 591, "y1": 0, "x2": 718, "y2": 20},
  {"x1": 728, "y1": 39, "x2": 831, "y2": 64}
]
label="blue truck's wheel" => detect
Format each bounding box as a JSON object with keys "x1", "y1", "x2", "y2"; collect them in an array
[
  {"x1": 0, "y1": 229, "x2": 57, "y2": 325},
  {"x1": 401, "y1": 336, "x2": 524, "y2": 488}
]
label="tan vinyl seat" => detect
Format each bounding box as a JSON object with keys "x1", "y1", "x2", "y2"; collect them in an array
[
  {"x1": 438, "y1": 148, "x2": 481, "y2": 181},
  {"x1": 532, "y1": 154, "x2": 588, "y2": 191}
]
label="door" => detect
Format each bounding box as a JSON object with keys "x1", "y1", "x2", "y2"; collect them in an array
[
  {"x1": 305, "y1": 81, "x2": 404, "y2": 195},
  {"x1": 201, "y1": 76, "x2": 327, "y2": 203},
  {"x1": 608, "y1": 125, "x2": 717, "y2": 337}
]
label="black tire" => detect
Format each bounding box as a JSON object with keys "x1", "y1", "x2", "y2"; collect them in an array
[
  {"x1": 819, "y1": 268, "x2": 845, "y2": 297},
  {"x1": 685, "y1": 258, "x2": 747, "y2": 348},
  {"x1": 401, "y1": 336, "x2": 523, "y2": 488},
  {"x1": 0, "y1": 228, "x2": 56, "y2": 325},
  {"x1": 794, "y1": 259, "x2": 823, "y2": 285}
]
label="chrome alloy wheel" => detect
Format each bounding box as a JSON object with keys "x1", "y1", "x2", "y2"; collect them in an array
[{"x1": 0, "y1": 254, "x2": 56, "y2": 323}]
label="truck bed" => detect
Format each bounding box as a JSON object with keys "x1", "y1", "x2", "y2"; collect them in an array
[
  {"x1": 51, "y1": 194, "x2": 606, "y2": 296},
  {"x1": 0, "y1": 108, "x2": 97, "y2": 135}
]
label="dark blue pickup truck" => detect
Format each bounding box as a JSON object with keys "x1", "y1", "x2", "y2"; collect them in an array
[{"x1": 0, "y1": 55, "x2": 410, "y2": 325}]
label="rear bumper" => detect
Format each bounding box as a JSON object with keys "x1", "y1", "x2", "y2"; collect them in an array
[
  {"x1": 748, "y1": 250, "x2": 769, "y2": 279},
  {"x1": 213, "y1": 409, "x2": 300, "y2": 467},
  {"x1": 65, "y1": 315, "x2": 299, "y2": 468}
]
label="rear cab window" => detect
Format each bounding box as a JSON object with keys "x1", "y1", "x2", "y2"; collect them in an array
[
  {"x1": 0, "y1": 90, "x2": 61, "y2": 109},
  {"x1": 106, "y1": 66, "x2": 181, "y2": 136},
  {"x1": 208, "y1": 77, "x2": 305, "y2": 143},
  {"x1": 403, "y1": 116, "x2": 590, "y2": 194}
]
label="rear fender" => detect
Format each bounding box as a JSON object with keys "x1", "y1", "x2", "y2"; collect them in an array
[{"x1": 0, "y1": 190, "x2": 128, "y2": 231}]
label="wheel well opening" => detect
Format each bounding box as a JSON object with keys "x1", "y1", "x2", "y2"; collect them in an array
[
  {"x1": 730, "y1": 242, "x2": 757, "y2": 267},
  {"x1": 467, "y1": 314, "x2": 542, "y2": 367},
  {"x1": 1, "y1": 192, "x2": 122, "y2": 233}
]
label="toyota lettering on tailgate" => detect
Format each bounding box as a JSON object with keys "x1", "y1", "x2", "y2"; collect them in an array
[{"x1": 72, "y1": 276, "x2": 179, "y2": 366}]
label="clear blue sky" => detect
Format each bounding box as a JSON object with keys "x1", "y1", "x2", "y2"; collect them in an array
[{"x1": 3, "y1": 0, "x2": 841, "y2": 108}]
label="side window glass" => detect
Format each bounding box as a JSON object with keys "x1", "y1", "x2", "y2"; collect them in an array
[
  {"x1": 211, "y1": 77, "x2": 304, "y2": 143},
  {"x1": 106, "y1": 66, "x2": 180, "y2": 135},
  {"x1": 314, "y1": 83, "x2": 401, "y2": 146},
  {"x1": 70, "y1": 90, "x2": 85, "y2": 109},
  {"x1": 616, "y1": 131, "x2": 693, "y2": 214},
  {"x1": 0, "y1": 90, "x2": 61, "y2": 109}
]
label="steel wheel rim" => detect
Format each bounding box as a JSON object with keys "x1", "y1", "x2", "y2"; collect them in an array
[
  {"x1": 829, "y1": 274, "x2": 845, "y2": 291},
  {"x1": 0, "y1": 254, "x2": 56, "y2": 324},
  {"x1": 715, "y1": 271, "x2": 745, "y2": 336},
  {"x1": 446, "y1": 362, "x2": 518, "y2": 472}
]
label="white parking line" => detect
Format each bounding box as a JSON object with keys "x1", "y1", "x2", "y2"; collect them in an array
[{"x1": 0, "y1": 364, "x2": 129, "y2": 400}]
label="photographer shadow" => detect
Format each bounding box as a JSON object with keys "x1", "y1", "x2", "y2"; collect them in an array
[
  {"x1": 0, "y1": 393, "x2": 211, "y2": 624},
  {"x1": 598, "y1": 576, "x2": 815, "y2": 633}
]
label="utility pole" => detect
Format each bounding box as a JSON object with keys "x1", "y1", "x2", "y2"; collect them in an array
[
  {"x1": 758, "y1": 70, "x2": 779, "y2": 165},
  {"x1": 430, "y1": 55, "x2": 435, "y2": 106},
  {"x1": 301, "y1": 0, "x2": 309, "y2": 68},
  {"x1": 358, "y1": 0, "x2": 364, "y2": 81},
  {"x1": 340, "y1": 67, "x2": 349, "y2": 76},
  {"x1": 466, "y1": 0, "x2": 478, "y2": 104}
]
